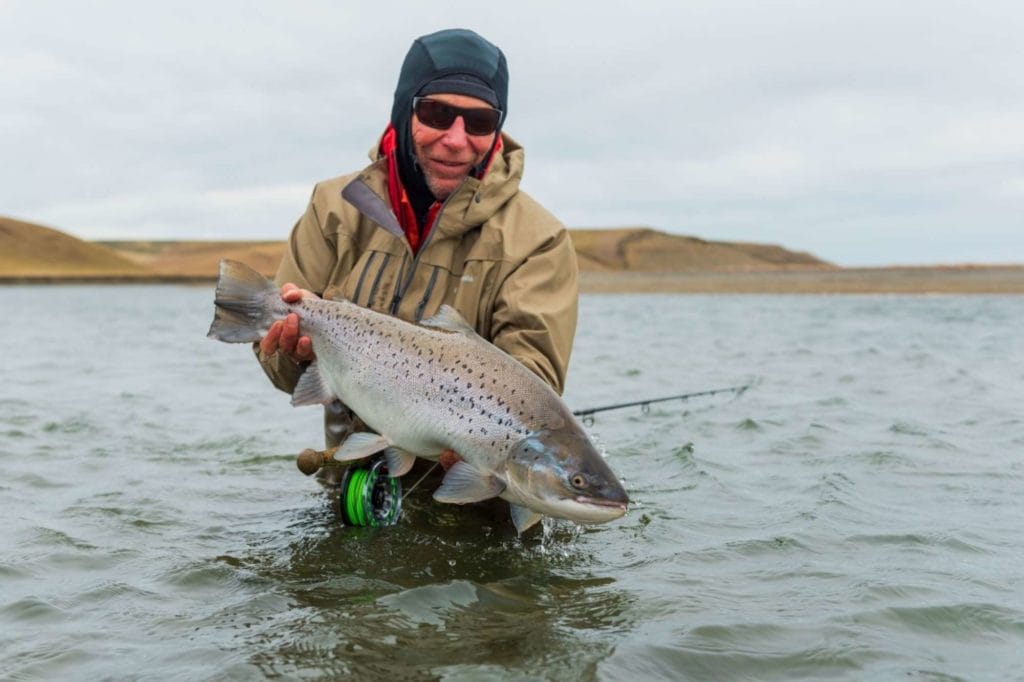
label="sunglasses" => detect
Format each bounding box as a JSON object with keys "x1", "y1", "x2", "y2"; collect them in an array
[{"x1": 412, "y1": 97, "x2": 503, "y2": 136}]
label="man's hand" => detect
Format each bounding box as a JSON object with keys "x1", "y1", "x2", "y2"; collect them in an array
[{"x1": 259, "y1": 283, "x2": 316, "y2": 363}]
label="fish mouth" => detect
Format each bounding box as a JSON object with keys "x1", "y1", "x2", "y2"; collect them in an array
[{"x1": 575, "y1": 496, "x2": 628, "y2": 512}]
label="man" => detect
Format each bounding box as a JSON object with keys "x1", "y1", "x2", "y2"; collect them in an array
[{"x1": 255, "y1": 28, "x2": 579, "y2": 476}]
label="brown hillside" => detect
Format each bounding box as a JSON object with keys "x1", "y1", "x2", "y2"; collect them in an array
[
  {"x1": 112, "y1": 228, "x2": 830, "y2": 276},
  {"x1": 2, "y1": 217, "x2": 837, "y2": 282},
  {"x1": 101, "y1": 240, "x2": 286, "y2": 278},
  {"x1": 0, "y1": 216, "x2": 151, "y2": 277},
  {"x1": 729, "y1": 241, "x2": 830, "y2": 267},
  {"x1": 571, "y1": 228, "x2": 834, "y2": 272}
]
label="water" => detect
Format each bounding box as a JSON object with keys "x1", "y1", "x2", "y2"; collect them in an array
[{"x1": 2, "y1": 287, "x2": 1022, "y2": 680}]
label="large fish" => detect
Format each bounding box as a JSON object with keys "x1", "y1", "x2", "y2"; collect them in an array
[{"x1": 207, "y1": 260, "x2": 628, "y2": 533}]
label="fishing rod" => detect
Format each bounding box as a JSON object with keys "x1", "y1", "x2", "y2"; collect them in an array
[{"x1": 572, "y1": 383, "x2": 752, "y2": 425}]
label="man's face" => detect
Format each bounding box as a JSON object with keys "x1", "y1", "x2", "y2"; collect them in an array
[{"x1": 411, "y1": 93, "x2": 498, "y2": 201}]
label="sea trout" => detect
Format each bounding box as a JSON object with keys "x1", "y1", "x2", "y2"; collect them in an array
[{"x1": 207, "y1": 260, "x2": 628, "y2": 533}]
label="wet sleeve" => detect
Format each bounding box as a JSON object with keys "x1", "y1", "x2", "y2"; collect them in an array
[
  {"x1": 252, "y1": 187, "x2": 338, "y2": 395},
  {"x1": 489, "y1": 228, "x2": 579, "y2": 395}
]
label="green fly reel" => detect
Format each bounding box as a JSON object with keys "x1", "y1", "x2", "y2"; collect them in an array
[{"x1": 338, "y1": 456, "x2": 402, "y2": 527}]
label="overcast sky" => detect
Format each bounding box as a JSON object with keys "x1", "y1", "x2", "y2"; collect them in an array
[{"x1": 2, "y1": 1, "x2": 1022, "y2": 266}]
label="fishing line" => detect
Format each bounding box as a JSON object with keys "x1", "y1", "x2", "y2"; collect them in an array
[{"x1": 401, "y1": 461, "x2": 439, "y2": 501}]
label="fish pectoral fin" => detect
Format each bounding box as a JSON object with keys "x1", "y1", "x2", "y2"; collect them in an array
[
  {"x1": 291, "y1": 361, "x2": 337, "y2": 407},
  {"x1": 433, "y1": 462, "x2": 506, "y2": 504},
  {"x1": 334, "y1": 432, "x2": 392, "y2": 461},
  {"x1": 384, "y1": 448, "x2": 416, "y2": 477},
  {"x1": 510, "y1": 505, "x2": 544, "y2": 535},
  {"x1": 420, "y1": 305, "x2": 480, "y2": 338}
]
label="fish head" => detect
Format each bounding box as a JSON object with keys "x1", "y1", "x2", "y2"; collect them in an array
[{"x1": 505, "y1": 429, "x2": 629, "y2": 524}]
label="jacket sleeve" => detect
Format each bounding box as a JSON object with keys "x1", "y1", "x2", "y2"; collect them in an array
[
  {"x1": 489, "y1": 227, "x2": 579, "y2": 395},
  {"x1": 252, "y1": 186, "x2": 339, "y2": 395}
]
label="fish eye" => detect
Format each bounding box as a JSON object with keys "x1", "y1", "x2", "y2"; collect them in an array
[{"x1": 571, "y1": 474, "x2": 588, "y2": 489}]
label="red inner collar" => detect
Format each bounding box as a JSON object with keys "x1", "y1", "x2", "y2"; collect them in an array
[{"x1": 379, "y1": 124, "x2": 502, "y2": 254}]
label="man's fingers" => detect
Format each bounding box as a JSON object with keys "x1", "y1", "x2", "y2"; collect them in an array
[
  {"x1": 295, "y1": 336, "x2": 315, "y2": 362},
  {"x1": 279, "y1": 313, "x2": 300, "y2": 352},
  {"x1": 263, "y1": 291, "x2": 315, "y2": 362},
  {"x1": 259, "y1": 320, "x2": 283, "y2": 355},
  {"x1": 281, "y1": 283, "x2": 305, "y2": 303}
]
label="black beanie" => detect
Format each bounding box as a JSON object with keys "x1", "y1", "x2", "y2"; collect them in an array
[
  {"x1": 418, "y1": 73, "x2": 500, "y2": 109},
  {"x1": 390, "y1": 29, "x2": 509, "y2": 224}
]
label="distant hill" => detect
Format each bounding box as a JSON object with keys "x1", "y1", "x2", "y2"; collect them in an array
[
  {"x1": 99, "y1": 240, "x2": 286, "y2": 278},
  {"x1": 101, "y1": 229, "x2": 831, "y2": 277},
  {"x1": 3, "y1": 216, "x2": 1021, "y2": 292},
  {"x1": 0, "y1": 215, "x2": 832, "y2": 282},
  {"x1": 0, "y1": 216, "x2": 150, "y2": 278},
  {"x1": 570, "y1": 227, "x2": 833, "y2": 272}
]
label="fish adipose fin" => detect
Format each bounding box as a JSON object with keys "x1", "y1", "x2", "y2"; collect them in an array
[
  {"x1": 291, "y1": 361, "x2": 337, "y2": 406},
  {"x1": 433, "y1": 461, "x2": 506, "y2": 504},
  {"x1": 334, "y1": 432, "x2": 392, "y2": 461},
  {"x1": 207, "y1": 260, "x2": 289, "y2": 343},
  {"x1": 420, "y1": 305, "x2": 481, "y2": 338},
  {"x1": 510, "y1": 505, "x2": 543, "y2": 534},
  {"x1": 384, "y1": 447, "x2": 417, "y2": 477}
]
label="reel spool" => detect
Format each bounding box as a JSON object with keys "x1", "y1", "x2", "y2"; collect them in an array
[{"x1": 338, "y1": 456, "x2": 402, "y2": 527}]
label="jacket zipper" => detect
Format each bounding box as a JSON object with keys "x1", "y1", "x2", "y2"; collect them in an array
[
  {"x1": 414, "y1": 266, "x2": 441, "y2": 322},
  {"x1": 388, "y1": 183, "x2": 465, "y2": 316}
]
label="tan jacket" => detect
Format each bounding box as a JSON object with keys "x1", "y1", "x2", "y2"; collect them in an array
[{"x1": 256, "y1": 134, "x2": 579, "y2": 447}]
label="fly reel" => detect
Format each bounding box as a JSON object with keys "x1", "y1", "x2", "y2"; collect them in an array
[{"x1": 337, "y1": 456, "x2": 402, "y2": 527}]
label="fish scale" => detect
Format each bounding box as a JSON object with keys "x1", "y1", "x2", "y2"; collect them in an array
[{"x1": 207, "y1": 259, "x2": 628, "y2": 533}]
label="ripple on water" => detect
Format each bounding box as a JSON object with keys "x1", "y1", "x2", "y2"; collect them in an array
[
  {"x1": 159, "y1": 559, "x2": 260, "y2": 594},
  {"x1": 851, "y1": 449, "x2": 917, "y2": 467},
  {"x1": 598, "y1": 637, "x2": 864, "y2": 682},
  {"x1": 9, "y1": 472, "x2": 72, "y2": 490},
  {"x1": 24, "y1": 526, "x2": 97, "y2": 551},
  {"x1": 844, "y1": 533, "x2": 989, "y2": 555},
  {"x1": 41, "y1": 416, "x2": 99, "y2": 436},
  {"x1": 843, "y1": 602, "x2": 1024, "y2": 640},
  {"x1": 1, "y1": 596, "x2": 65, "y2": 624}
]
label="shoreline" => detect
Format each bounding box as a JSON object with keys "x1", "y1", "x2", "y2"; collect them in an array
[
  {"x1": 4, "y1": 265, "x2": 1024, "y2": 293},
  {"x1": 578, "y1": 266, "x2": 1024, "y2": 294}
]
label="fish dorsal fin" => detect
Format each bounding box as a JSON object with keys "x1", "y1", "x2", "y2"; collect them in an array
[
  {"x1": 291, "y1": 361, "x2": 337, "y2": 406},
  {"x1": 433, "y1": 461, "x2": 505, "y2": 504},
  {"x1": 510, "y1": 505, "x2": 544, "y2": 535},
  {"x1": 420, "y1": 305, "x2": 479, "y2": 337}
]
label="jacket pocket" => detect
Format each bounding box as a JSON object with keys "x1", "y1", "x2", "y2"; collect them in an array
[{"x1": 341, "y1": 249, "x2": 406, "y2": 313}]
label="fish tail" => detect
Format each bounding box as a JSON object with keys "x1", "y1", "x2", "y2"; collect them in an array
[{"x1": 206, "y1": 260, "x2": 289, "y2": 343}]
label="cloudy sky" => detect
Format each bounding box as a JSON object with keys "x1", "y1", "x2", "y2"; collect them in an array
[{"x1": 2, "y1": 1, "x2": 1021, "y2": 266}]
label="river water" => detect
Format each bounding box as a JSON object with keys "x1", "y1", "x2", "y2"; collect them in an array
[{"x1": 2, "y1": 287, "x2": 1022, "y2": 680}]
